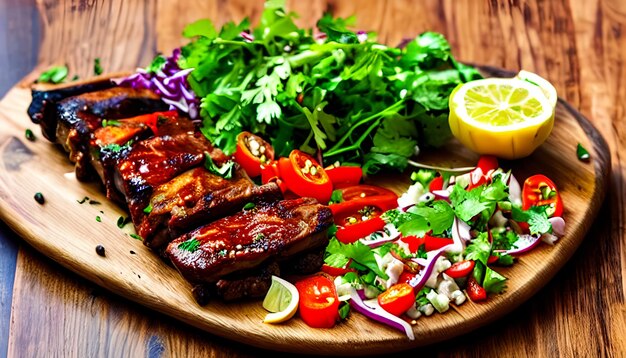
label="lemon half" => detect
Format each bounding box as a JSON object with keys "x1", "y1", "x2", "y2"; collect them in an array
[
  {"x1": 262, "y1": 275, "x2": 299, "y2": 324},
  {"x1": 448, "y1": 72, "x2": 556, "y2": 159}
]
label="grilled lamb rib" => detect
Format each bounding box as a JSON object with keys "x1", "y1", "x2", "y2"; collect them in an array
[
  {"x1": 165, "y1": 197, "x2": 333, "y2": 284},
  {"x1": 27, "y1": 74, "x2": 124, "y2": 141},
  {"x1": 55, "y1": 87, "x2": 169, "y2": 180}
]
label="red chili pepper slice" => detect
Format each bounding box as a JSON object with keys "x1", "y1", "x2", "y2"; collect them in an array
[
  {"x1": 325, "y1": 166, "x2": 363, "y2": 188},
  {"x1": 234, "y1": 131, "x2": 275, "y2": 178},
  {"x1": 278, "y1": 150, "x2": 333, "y2": 203}
]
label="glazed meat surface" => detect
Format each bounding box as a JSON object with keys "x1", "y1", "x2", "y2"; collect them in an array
[
  {"x1": 165, "y1": 197, "x2": 333, "y2": 283},
  {"x1": 27, "y1": 75, "x2": 121, "y2": 141},
  {"x1": 55, "y1": 87, "x2": 168, "y2": 180},
  {"x1": 138, "y1": 167, "x2": 283, "y2": 250}
]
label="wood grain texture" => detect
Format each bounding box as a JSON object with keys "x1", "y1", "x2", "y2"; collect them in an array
[{"x1": 0, "y1": 0, "x2": 624, "y2": 356}]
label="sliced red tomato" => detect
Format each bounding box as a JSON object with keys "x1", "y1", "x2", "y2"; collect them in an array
[
  {"x1": 278, "y1": 150, "x2": 333, "y2": 203},
  {"x1": 467, "y1": 155, "x2": 499, "y2": 190},
  {"x1": 321, "y1": 260, "x2": 356, "y2": 276},
  {"x1": 429, "y1": 176, "x2": 444, "y2": 192},
  {"x1": 467, "y1": 276, "x2": 487, "y2": 302},
  {"x1": 234, "y1": 131, "x2": 275, "y2": 178},
  {"x1": 295, "y1": 274, "x2": 340, "y2": 328},
  {"x1": 444, "y1": 260, "x2": 475, "y2": 278},
  {"x1": 521, "y1": 174, "x2": 563, "y2": 217},
  {"x1": 398, "y1": 271, "x2": 418, "y2": 285},
  {"x1": 424, "y1": 234, "x2": 454, "y2": 252},
  {"x1": 399, "y1": 235, "x2": 425, "y2": 253},
  {"x1": 378, "y1": 283, "x2": 416, "y2": 316},
  {"x1": 325, "y1": 166, "x2": 363, "y2": 188},
  {"x1": 487, "y1": 255, "x2": 499, "y2": 265}
]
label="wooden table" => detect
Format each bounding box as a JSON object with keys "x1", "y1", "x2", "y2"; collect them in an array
[{"x1": 0, "y1": 0, "x2": 624, "y2": 356}]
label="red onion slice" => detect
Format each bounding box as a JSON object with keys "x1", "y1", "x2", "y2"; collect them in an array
[
  {"x1": 507, "y1": 173, "x2": 522, "y2": 206},
  {"x1": 349, "y1": 288, "x2": 415, "y2": 341},
  {"x1": 408, "y1": 249, "x2": 445, "y2": 291},
  {"x1": 549, "y1": 217, "x2": 565, "y2": 236}
]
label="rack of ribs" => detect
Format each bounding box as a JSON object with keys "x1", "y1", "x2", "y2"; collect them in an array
[{"x1": 27, "y1": 77, "x2": 335, "y2": 304}]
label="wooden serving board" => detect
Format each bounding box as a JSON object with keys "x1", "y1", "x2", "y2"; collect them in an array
[{"x1": 0, "y1": 67, "x2": 610, "y2": 356}]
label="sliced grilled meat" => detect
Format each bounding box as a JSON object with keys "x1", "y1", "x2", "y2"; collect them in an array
[
  {"x1": 113, "y1": 128, "x2": 228, "y2": 233},
  {"x1": 139, "y1": 167, "x2": 283, "y2": 251},
  {"x1": 191, "y1": 261, "x2": 281, "y2": 305},
  {"x1": 27, "y1": 73, "x2": 127, "y2": 141},
  {"x1": 90, "y1": 110, "x2": 181, "y2": 204},
  {"x1": 56, "y1": 87, "x2": 169, "y2": 180},
  {"x1": 165, "y1": 197, "x2": 333, "y2": 284}
]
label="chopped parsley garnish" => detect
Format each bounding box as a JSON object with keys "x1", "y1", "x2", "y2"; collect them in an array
[
  {"x1": 577, "y1": 143, "x2": 590, "y2": 162},
  {"x1": 143, "y1": 204, "x2": 153, "y2": 214},
  {"x1": 178, "y1": 238, "x2": 201, "y2": 252},
  {"x1": 25, "y1": 129, "x2": 36, "y2": 141},
  {"x1": 218, "y1": 249, "x2": 227, "y2": 257},
  {"x1": 204, "y1": 153, "x2": 235, "y2": 179},
  {"x1": 95, "y1": 216, "x2": 102, "y2": 222},
  {"x1": 130, "y1": 234, "x2": 143, "y2": 241},
  {"x1": 77, "y1": 196, "x2": 89, "y2": 204},
  {"x1": 94, "y1": 58, "x2": 103, "y2": 75},
  {"x1": 38, "y1": 65, "x2": 68, "y2": 84},
  {"x1": 243, "y1": 202, "x2": 256, "y2": 210},
  {"x1": 102, "y1": 119, "x2": 121, "y2": 127},
  {"x1": 329, "y1": 189, "x2": 344, "y2": 204},
  {"x1": 89, "y1": 199, "x2": 101, "y2": 205},
  {"x1": 117, "y1": 216, "x2": 131, "y2": 228}
]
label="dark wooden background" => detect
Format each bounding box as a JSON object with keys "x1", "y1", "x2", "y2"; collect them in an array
[{"x1": 0, "y1": 0, "x2": 624, "y2": 356}]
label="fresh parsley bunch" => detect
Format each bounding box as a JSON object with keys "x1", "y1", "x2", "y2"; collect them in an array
[{"x1": 178, "y1": 0, "x2": 481, "y2": 174}]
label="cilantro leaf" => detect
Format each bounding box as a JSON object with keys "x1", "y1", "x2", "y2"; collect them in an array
[
  {"x1": 483, "y1": 267, "x2": 507, "y2": 294},
  {"x1": 203, "y1": 153, "x2": 236, "y2": 179},
  {"x1": 325, "y1": 238, "x2": 388, "y2": 279}
]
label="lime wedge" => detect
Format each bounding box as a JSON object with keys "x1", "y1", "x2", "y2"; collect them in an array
[{"x1": 262, "y1": 275, "x2": 299, "y2": 324}]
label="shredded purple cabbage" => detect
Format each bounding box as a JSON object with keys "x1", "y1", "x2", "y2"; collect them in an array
[{"x1": 113, "y1": 48, "x2": 199, "y2": 119}]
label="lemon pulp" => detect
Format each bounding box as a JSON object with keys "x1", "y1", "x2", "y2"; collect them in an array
[{"x1": 448, "y1": 73, "x2": 556, "y2": 159}]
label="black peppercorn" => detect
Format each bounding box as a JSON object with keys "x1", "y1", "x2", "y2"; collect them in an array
[
  {"x1": 34, "y1": 192, "x2": 44, "y2": 205},
  {"x1": 95, "y1": 244, "x2": 106, "y2": 257}
]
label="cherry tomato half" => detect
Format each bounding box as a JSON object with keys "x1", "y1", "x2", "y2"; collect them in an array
[
  {"x1": 444, "y1": 260, "x2": 475, "y2": 279},
  {"x1": 466, "y1": 276, "x2": 487, "y2": 302},
  {"x1": 521, "y1": 174, "x2": 563, "y2": 217},
  {"x1": 325, "y1": 166, "x2": 363, "y2": 188},
  {"x1": 278, "y1": 150, "x2": 333, "y2": 204},
  {"x1": 234, "y1": 131, "x2": 275, "y2": 178},
  {"x1": 295, "y1": 274, "x2": 340, "y2": 328},
  {"x1": 378, "y1": 283, "x2": 416, "y2": 316},
  {"x1": 429, "y1": 176, "x2": 444, "y2": 192}
]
